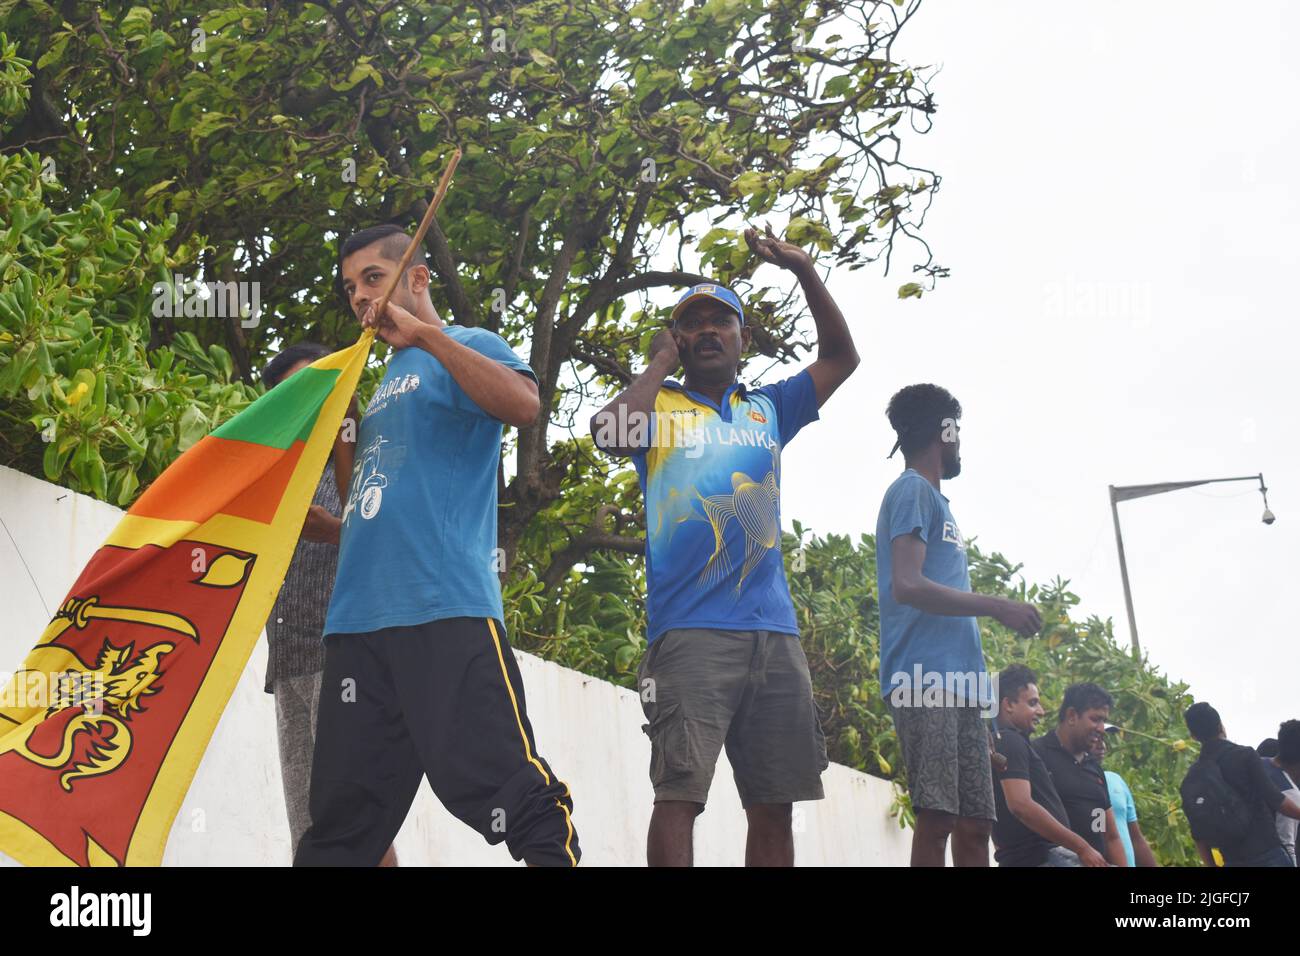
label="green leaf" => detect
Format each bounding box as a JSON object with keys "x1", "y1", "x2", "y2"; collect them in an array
[
  {"x1": 334, "y1": 60, "x2": 382, "y2": 91},
  {"x1": 823, "y1": 74, "x2": 852, "y2": 99},
  {"x1": 120, "y1": 6, "x2": 153, "y2": 37},
  {"x1": 142, "y1": 178, "x2": 174, "y2": 199},
  {"x1": 190, "y1": 112, "x2": 233, "y2": 140},
  {"x1": 178, "y1": 405, "x2": 207, "y2": 451},
  {"x1": 732, "y1": 171, "x2": 766, "y2": 196},
  {"x1": 115, "y1": 467, "x2": 139, "y2": 505},
  {"x1": 89, "y1": 455, "x2": 108, "y2": 500},
  {"x1": 110, "y1": 425, "x2": 147, "y2": 456},
  {"x1": 208, "y1": 344, "x2": 234, "y2": 381},
  {"x1": 35, "y1": 32, "x2": 71, "y2": 69},
  {"x1": 42, "y1": 437, "x2": 70, "y2": 479}
]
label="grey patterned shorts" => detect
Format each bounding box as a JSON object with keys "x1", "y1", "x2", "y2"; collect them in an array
[{"x1": 889, "y1": 698, "x2": 996, "y2": 821}]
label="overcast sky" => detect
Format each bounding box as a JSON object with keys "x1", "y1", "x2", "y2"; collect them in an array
[{"x1": 746, "y1": 1, "x2": 1298, "y2": 747}]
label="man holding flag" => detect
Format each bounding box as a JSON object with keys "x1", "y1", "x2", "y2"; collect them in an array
[
  {"x1": 293, "y1": 224, "x2": 580, "y2": 867},
  {"x1": 0, "y1": 305, "x2": 372, "y2": 867}
]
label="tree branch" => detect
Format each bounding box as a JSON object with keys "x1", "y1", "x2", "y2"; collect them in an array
[{"x1": 541, "y1": 505, "x2": 645, "y2": 591}]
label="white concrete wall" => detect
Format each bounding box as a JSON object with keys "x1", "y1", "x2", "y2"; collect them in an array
[{"x1": 0, "y1": 465, "x2": 912, "y2": 866}]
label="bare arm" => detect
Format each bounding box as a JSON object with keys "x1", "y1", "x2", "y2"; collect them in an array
[
  {"x1": 1103, "y1": 808, "x2": 1128, "y2": 866},
  {"x1": 744, "y1": 226, "x2": 859, "y2": 406},
  {"x1": 1130, "y1": 822, "x2": 1160, "y2": 867},
  {"x1": 1279, "y1": 796, "x2": 1300, "y2": 821},
  {"x1": 590, "y1": 332, "x2": 679, "y2": 457},
  {"x1": 361, "y1": 300, "x2": 539, "y2": 427},
  {"x1": 1246, "y1": 753, "x2": 1300, "y2": 821},
  {"x1": 413, "y1": 324, "x2": 539, "y2": 428},
  {"x1": 301, "y1": 506, "x2": 341, "y2": 545},
  {"x1": 1001, "y1": 779, "x2": 1106, "y2": 866},
  {"x1": 332, "y1": 394, "x2": 359, "y2": 506},
  {"x1": 891, "y1": 533, "x2": 1042, "y2": 635},
  {"x1": 302, "y1": 394, "x2": 357, "y2": 547}
]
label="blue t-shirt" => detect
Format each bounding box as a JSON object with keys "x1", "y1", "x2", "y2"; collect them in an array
[
  {"x1": 632, "y1": 370, "x2": 819, "y2": 641},
  {"x1": 875, "y1": 469, "x2": 987, "y2": 705},
  {"x1": 324, "y1": 326, "x2": 536, "y2": 635},
  {"x1": 1106, "y1": 769, "x2": 1138, "y2": 867}
]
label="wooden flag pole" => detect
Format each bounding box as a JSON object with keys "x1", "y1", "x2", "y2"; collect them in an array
[
  {"x1": 337, "y1": 147, "x2": 461, "y2": 501},
  {"x1": 367, "y1": 146, "x2": 462, "y2": 325}
]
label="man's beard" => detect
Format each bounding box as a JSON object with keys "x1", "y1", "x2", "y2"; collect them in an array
[{"x1": 942, "y1": 453, "x2": 962, "y2": 480}]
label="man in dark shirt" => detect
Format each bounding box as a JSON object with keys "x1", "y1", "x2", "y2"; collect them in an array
[
  {"x1": 1183, "y1": 702, "x2": 1300, "y2": 867},
  {"x1": 991, "y1": 665, "x2": 1106, "y2": 867},
  {"x1": 1032, "y1": 682, "x2": 1127, "y2": 866}
]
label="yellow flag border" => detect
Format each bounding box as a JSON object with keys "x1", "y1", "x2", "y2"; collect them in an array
[{"x1": 0, "y1": 333, "x2": 372, "y2": 866}]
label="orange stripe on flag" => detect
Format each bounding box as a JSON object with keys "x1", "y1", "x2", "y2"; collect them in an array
[{"x1": 129, "y1": 436, "x2": 304, "y2": 525}]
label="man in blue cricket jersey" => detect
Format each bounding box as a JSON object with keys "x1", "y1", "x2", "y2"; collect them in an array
[
  {"x1": 295, "y1": 225, "x2": 579, "y2": 867},
  {"x1": 591, "y1": 225, "x2": 860, "y2": 866},
  {"x1": 876, "y1": 384, "x2": 1042, "y2": 866}
]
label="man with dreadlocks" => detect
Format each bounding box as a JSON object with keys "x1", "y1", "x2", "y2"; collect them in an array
[{"x1": 876, "y1": 383, "x2": 1043, "y2": 867}]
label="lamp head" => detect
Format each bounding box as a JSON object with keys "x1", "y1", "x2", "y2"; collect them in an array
[{"x1": 1258, "y1": 474, "x2": 1274, "y2": 525}]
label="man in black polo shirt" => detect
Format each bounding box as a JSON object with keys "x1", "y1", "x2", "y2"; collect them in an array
[
  {"x1": 1182, "y1": 702, "x2": 1300, "y2": 867},
  {"x1": 1032, "y1": 682, "x2": 1127, "y2": 866},
  {"x1": 991, "y1": 665, "x2": 1107, "y2": 867}
]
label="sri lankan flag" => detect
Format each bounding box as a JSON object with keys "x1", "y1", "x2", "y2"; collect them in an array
[{"x1": 0, "y1": 332, "x2": 372, "y2": 866}]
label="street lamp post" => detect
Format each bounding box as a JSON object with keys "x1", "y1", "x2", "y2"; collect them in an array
[{"x1": 1108, "y1": 473, "x2": 1273, "y2": 658}]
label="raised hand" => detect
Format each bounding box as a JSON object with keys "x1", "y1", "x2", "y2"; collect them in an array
[{"x1": 744, "y1": 222, "x2": 813, "y2": 272}]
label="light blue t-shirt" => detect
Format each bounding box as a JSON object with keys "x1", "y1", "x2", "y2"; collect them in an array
[
  {"x1": 1105, "y1": 769, "x2": 1138, "y2": 867},
  {"x1": 631, "y1": 371, "x2": 819, "y2": 642},
  {"x1": 875, "y1": 469, "x2": 986, "y2": 705},
  {"x1": 324, "y1": 326, "x2": 536, "y2": 635}
]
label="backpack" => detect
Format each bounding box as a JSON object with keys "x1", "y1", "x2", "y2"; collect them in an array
[{"x1": 1180, "y1": 748, "x2": 1256, "y2": 847}]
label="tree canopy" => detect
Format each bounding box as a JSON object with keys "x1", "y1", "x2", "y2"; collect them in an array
[
  {"x1": 1, "y1": 3, "x2": 1204, "y2": 865},
  {"x1": 2, "y1": 0, "x2": 942, "y2": 575}
]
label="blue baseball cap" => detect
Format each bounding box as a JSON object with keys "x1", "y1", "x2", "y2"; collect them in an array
[{"x1": 670, "y1": 283, "x2": 744, "y2": 326}]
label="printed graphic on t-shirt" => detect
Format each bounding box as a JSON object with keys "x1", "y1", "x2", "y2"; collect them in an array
[
  {"x1": 942, "y1": 519, "x2": 966, "y2": 549},
  {"x1": 342, "y1": 433, "x2": 390, "y2": 524},
  {"x1": 698, "y1": 443, "x2": 781, "y2": 590},
  {"x1": 365, "y1": 373, "x2": 420, "y2": 414},
  {"x1": 646, "y1": 394, "x2": 782, "y2": 594}
]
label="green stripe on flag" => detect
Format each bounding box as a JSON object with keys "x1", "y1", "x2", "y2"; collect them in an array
[{"x1": 212, "y1": 366, "x2": 341, "y2": 449}]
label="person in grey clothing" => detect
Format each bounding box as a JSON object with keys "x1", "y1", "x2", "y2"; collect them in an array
[{"x1": 261, "y1": 343, "x2": 395, "y2": 865}]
